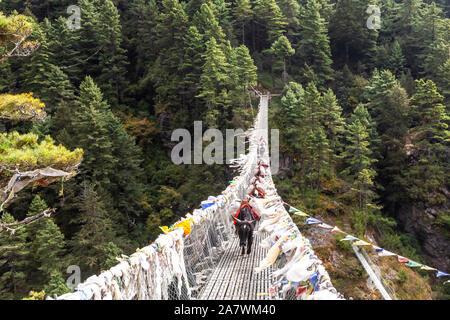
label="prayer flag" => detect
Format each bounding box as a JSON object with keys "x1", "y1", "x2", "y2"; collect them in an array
[
  {"x1": 378, "y1": 250, "x2": 396, "y2": 257},
  {"x1": 373, "y1": 246, "x2": 383, "y2": 252},
  {"x1": 340, "y1": 235, "x2": 359, "y2": 241},
  {"x1": 305, "y1": 217, "x2": 322, "y2": 225},
  {"x1": 420, "y1": 265, "x2": 437, "y2": 271},
  {"x1": 436, "y1": 271, "x2": 450, "y2": 277},
  {"x1": 353, "y1": 240, "x2": 371, "y2": 246},
  {"x1": 405, "y1": 260, "x2": 422, "y2": 268},
  {"x1": 331, "y1": 226, "x2": 344, "y2": 233}
]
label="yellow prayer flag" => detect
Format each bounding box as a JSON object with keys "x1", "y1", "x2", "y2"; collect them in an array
[
  {"x1": 293, "y1": 211, "x2": 309, "y2": 217},
  {"x1": 159, "y1": 226, "x2": 170, "y2": 234},
  {"x1": 420, "y1": 265, "x2": 437, "y2": 271},
  {"x1": 353, "y1": 240, "x2": 371, "y2": 246}
]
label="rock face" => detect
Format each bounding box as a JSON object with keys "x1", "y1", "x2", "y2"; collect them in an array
[{"x1": 396, "y1": 203, "x2": 450, "y2": 272}]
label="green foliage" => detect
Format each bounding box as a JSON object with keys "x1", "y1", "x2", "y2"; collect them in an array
[
  {"x1": 0, "y1": 132, "x2": 83, "y2": 186},
  {"x1": 396, "y1": 269, "x2": 409, "y2": 284},
  {"x1": 0, "y1": 93, "x2": 46, "y2": 121},
  {"x1": 101, "y1": 242, "x2": 123, "y2": 271},
  {"x1": 43, "y1": 271, "x2": 70, "y2": 297},
  {"x1": 0, "y1": 212, "x2": 30, "y2": 299}
]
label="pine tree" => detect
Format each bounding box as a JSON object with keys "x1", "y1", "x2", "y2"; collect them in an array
[
  {"x1": 0, "y1": 213, "x2": 30, "y2": 299},
  {"x1": 193, "y1": 2, "x2": 226, "y2": 43},
  {"x1": 320, "y1": 89, "x2": 345, "y2": 162},
  {"x1": 47, "y1": 16, "x2": 83, "y2": 83},
  {"x1": 436, "y1": 57, "x2": 450, "y2": 107},
  {"x1": 101, "y1": 241, "x2": 123, "y2": 271},
  {"x1": 212, "y1": 0, "x2": 233, "y2": 40},
  {"x1": 180, "y1": 26, "x2": 205, "y2": 99},
  {"x1": 342, "y1": 117, "x2": 377, "y2": 181},
  {"x1": 306, "y1": 125, "x2": 331, "y2": 189},
  {"x1": 197, "y1": 37, "x2": 231, "y2": 127},
  {"x1": 127, "y1": 0, "x2": 160, "y2": 76},
  {"x1": 150, "y1": 0, "x2": 188, "y2": 111},
  {"x1": 43, "y1": 270, "x2": 70, "y2": 297},
  {"x1": 25, "y1": 195, "x2": 66, "y2": 290},
  {"x1": 253, "y1": 0, "x2": 287, "y2": 47},
  {"x1": 407, "y1": 79, "x2": 450, "y2": 205},
  {"x1": 342, "y1": 114, "x2": 378, "y2": 225},
  {"x1": 329, "y1": 0, "x2": 378, "y2": 69},
  {"x1": 77, "y1": 0, "x2": 102, "y2": 78},
  {"x1": 407, "y1": 80, "x2": 449, "y2": 204},
  {"x1": 96, "y1": 0, "x2": 129, "y2": 108},
  {"x1": 230, "y1": 44, "x2": 257, "y2": 105},
  {"x1": 268, "y1": 35, "x2": 295, "y2": 87},
  {"x1": 301, "y1": 82, "x2": 331, "y2": 188},
  {"x1": 296, "y1": 0, "x2": 334, "y2": 87},
  {"x1": 72, "y1": 76, "x2": 116, "y2": 186},
  {"x1": 71, "y1": 183, "x2": 115, "y2": 275},
  {"x1": 34, "y1": 217, "x2": 66, "y2": 282},
  {"x1": 277, "y1": 0, "x2": 300, "y2": 32},
  {"x1": 19, "y1": 22, "x2": 55, "y2": 105},
  {"x1": 71, "y1": 76, "x2": 144, "y2": 228},
  {"x1": 233, "y1": 0, "x2": 253, "y2": 44},
  {"x1": 279, "y1": 82, "x2": 306, "y2": 158},
  {"x1": 388, "y1": 40, "x2": 406, "y2": 77},
  {"x1": 416, "y1": 2, "x2": 449, "y2": 77}
]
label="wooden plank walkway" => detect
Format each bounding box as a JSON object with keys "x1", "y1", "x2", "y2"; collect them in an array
[{"x1": 198, "y1": 225, "x2": 273, "y2": 300}]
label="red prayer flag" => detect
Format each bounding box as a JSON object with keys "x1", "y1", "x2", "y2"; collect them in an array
[
  {"x1": 331, "y1": 226, "x2": 344, "y2": 233},
  {"x1": 398, "y1": 256, "x2": 409, "y2": 263}
]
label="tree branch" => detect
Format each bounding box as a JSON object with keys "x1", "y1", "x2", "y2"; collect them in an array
[{"x1": 0, "y1": 208, "x2": 56, "y2": 234}]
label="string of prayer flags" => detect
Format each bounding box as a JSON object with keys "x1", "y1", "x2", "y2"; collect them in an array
[
  {"x1": 436, "y1": 271, "x2": 450, "y2": 277},
  {"x1": 283, "y1": 201, "x2": 450, "y2": 280},
  {"x1": 353, "y1": 240, "x2": 371, "y2": 246},
  {"x1": 405, "y1": 260, "x2": 422, "y2": 268},
  {"x1": 305, "y1": 217, "x2": 322, "y2": 225}
]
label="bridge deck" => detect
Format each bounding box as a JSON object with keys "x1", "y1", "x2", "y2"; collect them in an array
[{"x1": 198, "y1": 227, "x2": 273, "y2": 300}]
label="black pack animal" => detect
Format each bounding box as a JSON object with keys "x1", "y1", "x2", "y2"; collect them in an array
[{"x1": 233, "y1": 205, "x2": 257, "y2": 255}]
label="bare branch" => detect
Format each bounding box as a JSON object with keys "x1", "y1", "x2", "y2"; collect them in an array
[
  {"x1": 0, "y1": 208, "x2": 56, "y2": 234},
  {"x1": 60, "y1": 46, "x2": 104, "y2": 70}
]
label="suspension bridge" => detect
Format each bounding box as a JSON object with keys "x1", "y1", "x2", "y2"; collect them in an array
[{"x1": 55, "y1": 94, "x2": 345, "y2": 300}]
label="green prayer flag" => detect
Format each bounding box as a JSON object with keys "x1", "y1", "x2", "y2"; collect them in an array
[
  {"x1": 289, "y1": 207, "x2": 300, "y2": 214},
  {"x1": 405, "y1": 260, "x2": 422, "y2": 268}
]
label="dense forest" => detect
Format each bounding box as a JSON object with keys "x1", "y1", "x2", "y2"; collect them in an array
[{"x1": 0, "y1": 0, "x2": 449, "y2": 299}]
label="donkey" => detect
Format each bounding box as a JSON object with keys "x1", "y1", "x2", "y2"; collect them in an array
[{"x1": 233, "y1": 205, "x2": 257, "y2": 255}]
